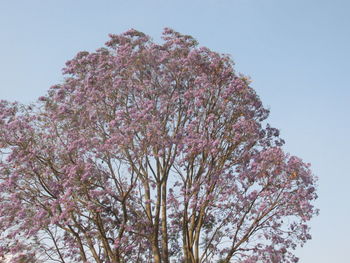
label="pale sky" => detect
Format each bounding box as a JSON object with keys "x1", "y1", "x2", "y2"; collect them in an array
[{"x1": 1, "y1": 0, "x2": 349, "y2": 262}]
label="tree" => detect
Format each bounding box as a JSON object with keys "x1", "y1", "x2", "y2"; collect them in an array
[{"x1": 0, "y1": 28, "x2": 317, "y2": 263}]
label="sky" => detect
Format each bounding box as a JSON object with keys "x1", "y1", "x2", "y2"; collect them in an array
[{"x1": 0, "y1": 0, "x2": 349, "y2": 262}]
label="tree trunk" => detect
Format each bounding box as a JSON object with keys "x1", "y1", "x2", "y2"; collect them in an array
[
  {"x1": 152, "y1": 236, "x2": 162, "y2": 263},
  {"x1": 161, "y1": 180, "x2": 169, "y2": 263}
]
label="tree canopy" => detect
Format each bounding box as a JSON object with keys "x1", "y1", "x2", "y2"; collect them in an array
[{"x1": 0, "y1": 28, "x2": 318, "y2": 263}]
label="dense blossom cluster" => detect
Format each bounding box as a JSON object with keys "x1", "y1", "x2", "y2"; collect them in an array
[{"x1": 0, "y1": 29, "x2": 317, "y2": 263}]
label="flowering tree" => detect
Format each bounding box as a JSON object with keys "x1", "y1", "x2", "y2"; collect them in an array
[{"x1": 0, "y1": 29, "x2": 317, "y2": 263}]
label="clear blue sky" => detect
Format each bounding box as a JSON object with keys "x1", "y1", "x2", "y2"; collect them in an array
[{"x1": 1, "y1": 0, "x2": 349, "y2": 262}]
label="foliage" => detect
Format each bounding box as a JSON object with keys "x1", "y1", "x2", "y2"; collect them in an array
[{"x1": 0, "y1": 29, "x2": 318, "y2": 263}]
